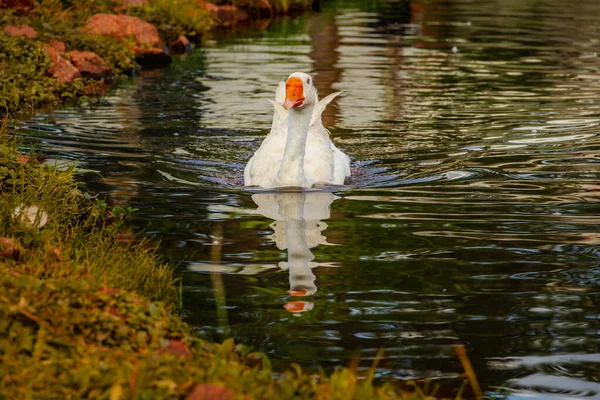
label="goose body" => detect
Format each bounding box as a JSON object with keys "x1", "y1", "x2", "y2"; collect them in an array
[{"x1": 244, "y1": 73, "x2": 350, "y2": 188}]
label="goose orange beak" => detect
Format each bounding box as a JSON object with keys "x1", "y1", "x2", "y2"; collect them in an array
[{"x1": 283, "y1": 76, "x2": 304, "y2": 110}]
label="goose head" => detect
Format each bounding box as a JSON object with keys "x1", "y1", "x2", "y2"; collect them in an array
[{"x1": 283, "y1": 72, "x2": 317, "y2": 110}]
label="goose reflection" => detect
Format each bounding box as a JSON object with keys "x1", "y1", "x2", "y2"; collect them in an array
[{"x1": 251, "y1": 191, "x2": 336, "y2": 313}]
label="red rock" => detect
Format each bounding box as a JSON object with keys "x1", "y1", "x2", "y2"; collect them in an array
[
  {"x1": 169, "y1": 35, "x2": 191, "y2": 54},
  {"x1": 49, "y1": 40, "x2": 66, "y2": 53},
  {"x1": 185, "y1": 384, "x2": 235, "y2": 400},
  {"x1": 3, "y1": 24, "x2": 37, "y2": 38},
  {"x1": 43, "y1": 46, "x2": 81, "y2": 83},
  {"x1": 160, "y1": 340, "x2": 193, "y2": 357},
  {"x1": 0, "y1": 237, "x2": 21, "y2": 260},
  {"x1": 133, "y1": 46, "x2": 172, "y2": 68},
  {"x1": 67, "y1": 50, "x2": 113, "y2": 81},
  {"x1": 16, "y1": 155, "x2": 30, "y2": 165},
  {"x1": 216, "y1": 5, "x2": 248, "y2": 27},
  {"x1": 82, "y1": 14, "x2": 162, "y2": 47}
]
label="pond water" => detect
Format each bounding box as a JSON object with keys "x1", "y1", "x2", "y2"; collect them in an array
[{"x1": 17, "y1": 0, "x2": 600, "y2": 397}]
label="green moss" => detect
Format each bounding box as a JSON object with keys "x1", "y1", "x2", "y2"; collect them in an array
[
  {"x1": 2, "y1": 1, "x2": 138, "y2": 73},
  {"x1": 0, "y1": 0, "x2": 209, "y2": 116},
  {"x1": 48, "y1": 32, "x2": 137, "y2": 75},
  {"x1": 0, "y1": 34, "x2": 53, "y2": 113},
  {"x1": 0, "y1": 0, "x2": 319, "y2": 116},
  {"x1": 0, "y1": 33, "x2": 103, "y2": 117}
]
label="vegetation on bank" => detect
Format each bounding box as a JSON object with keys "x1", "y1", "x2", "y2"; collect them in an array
[
  {"x1": 0, "y1": 123, "x2": 476, "y2": 398},
  {"x1": 0, "y1": 32, "x2": 111, "y2": 117},
  {"x1": 0, "y1": 0, "x2": 315, "y2": 117}
]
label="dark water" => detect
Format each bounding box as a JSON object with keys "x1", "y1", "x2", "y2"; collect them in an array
[{"x1": 17, "y1": 0, "x2": 600, "y2": 397}]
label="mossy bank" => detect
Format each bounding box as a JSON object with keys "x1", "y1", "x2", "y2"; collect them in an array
[{"x1": 0, "y1": 0, "x2": 315, "y2": 116}]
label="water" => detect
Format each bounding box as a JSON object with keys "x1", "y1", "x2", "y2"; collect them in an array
[{"x1": 16, "y1": 0, "x2": 600, "y2": 397}]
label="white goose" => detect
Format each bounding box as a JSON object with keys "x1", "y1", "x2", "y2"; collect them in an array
[{"x1": 244, "y1": 72, "x2": 351, "y2": 188}]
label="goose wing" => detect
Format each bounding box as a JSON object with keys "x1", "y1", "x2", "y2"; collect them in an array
[
  {"x1": 244, "y1": 81, "x2": 288, "y2": 187},
  {"x1": 310, "y1": 91, "x2": 342, "y2": 127}
]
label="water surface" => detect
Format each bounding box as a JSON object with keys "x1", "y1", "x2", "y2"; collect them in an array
[{"x1": 18, "y1": 0, "x2": 600, "y2": 397}]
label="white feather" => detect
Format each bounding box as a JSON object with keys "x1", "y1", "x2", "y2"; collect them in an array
[
  {"x1": 245, "y1": 77, "x2": 351, "y2": 188},
  {"x1": 275, "y1": 80, "x2": 286, "y2": 104},
  {"x1": 310, "y1": 91, "x2": 342, "y2": 126}
]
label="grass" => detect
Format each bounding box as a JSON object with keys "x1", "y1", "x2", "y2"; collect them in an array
[
  {"x1": 0, "y1": 129, "x2": 175, "y2": 301},
  {"x1": 0, "y1": 122, "x2": 475, "y2": 398}
]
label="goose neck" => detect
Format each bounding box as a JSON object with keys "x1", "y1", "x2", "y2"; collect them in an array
[{"x1": 276, "y1": 105, "x2": 313, "y2": 187}]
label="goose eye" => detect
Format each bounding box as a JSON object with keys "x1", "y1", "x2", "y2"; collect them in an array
[{"x1": 306, "y1": 78, "x2": 311, "y2": 84}]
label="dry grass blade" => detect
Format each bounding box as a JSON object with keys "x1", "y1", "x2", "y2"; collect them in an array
[{"x1": 456, "y1": 344, "x2": 483, "y2": 400}]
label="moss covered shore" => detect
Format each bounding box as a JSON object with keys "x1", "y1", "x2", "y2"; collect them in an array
[{"x1": 1, "y1": 0, "x2": 314, "y2": 116}]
